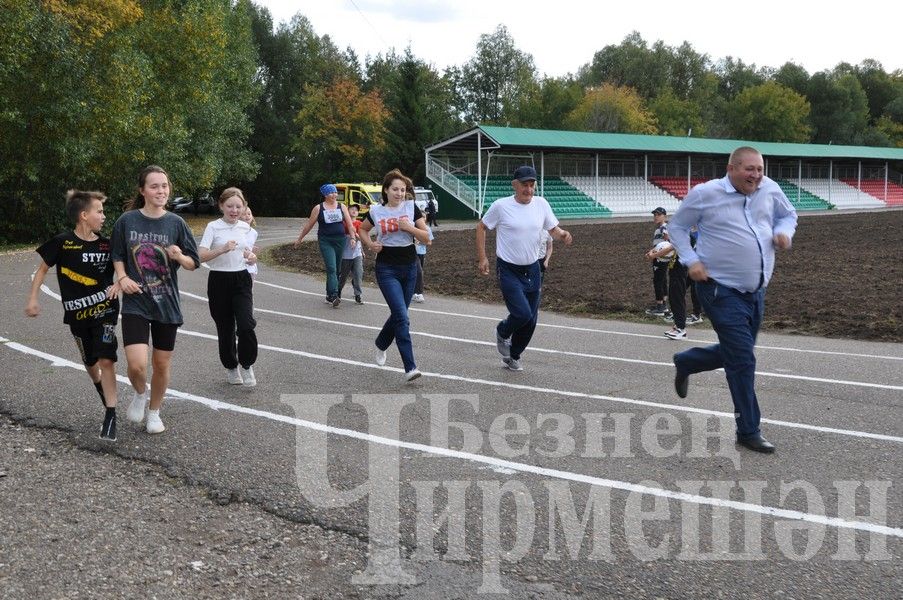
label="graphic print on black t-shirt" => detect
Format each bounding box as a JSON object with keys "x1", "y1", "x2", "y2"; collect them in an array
[
  {"x1": 131, "y1": 238, "x2": 174, "y2": 300},
  {"x1": 36, "y1": 232, "x2": 119, "y2": 325}
]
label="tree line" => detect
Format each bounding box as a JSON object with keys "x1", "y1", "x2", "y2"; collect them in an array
[{"x1": 2, "y1": 2, "x2": 901, "y2": 242}]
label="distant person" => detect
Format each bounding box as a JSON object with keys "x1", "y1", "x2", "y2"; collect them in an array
[
  {"x1": 412, "y1": 225, "x2": 434, "y2": 303},
  {"x1": 476, "y1": 165, "x2": 573, "y2": 371},
  {"x1": 425, "y1": 196, "x2": 438, "y2": 228},
  {"x1": 359, "y1": 169, "x2": 432, "y2": 382},
  {"x1": 241, "y1": 205, "x2": 259, "y2": 281},
  {"x1": 111, "y1": 165, "x2": 200, "y2": 435},
  {"x1": 25, "y1": 190, "x2": 121, "y2": 441},
  {"x1": 338, "y1": 204, "x2": 365, "y2": 304},
  {"x1": 645, "y1": 206, "x2": 670, "y2": 317},
  {"x1": 198, "y1": 188, "x2": 258, "y2": 387},
  {"x1": 294, "y1": 183, "x2": 358, "y2": 307},
  {"x1": 537, "y1": 229, "x2": 553, "y2": 277},
  {"x1": 669, "y1": 146, "x2": 797, "y2": 454},
  {"x1": 665, "y1": 226, "x2": 703, "y2": 328}
]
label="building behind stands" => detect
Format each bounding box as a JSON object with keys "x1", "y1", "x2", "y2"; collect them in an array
[{"x1": 424, "y1": 126, "x2": 903, "y2": 220}]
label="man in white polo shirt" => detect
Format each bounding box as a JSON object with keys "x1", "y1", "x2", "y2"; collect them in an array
[{"x1": 476, "y1": 165, "x2": 573, "y2": 371}]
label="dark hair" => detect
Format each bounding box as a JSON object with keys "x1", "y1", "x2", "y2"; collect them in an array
[
  {"x1": 65, "y1": 190, "x2": 106, "y2": 225},
  {"x1": 380, "y1": 168, "x2": 408, "y2": 205},
  {"x1": 219, "y1": 187, "x2": 247, "y2": 206},
  {"x1": 127, "y1": 165, "x2": 169, "y2": 211}
]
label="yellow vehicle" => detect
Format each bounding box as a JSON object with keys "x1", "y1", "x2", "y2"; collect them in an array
[{"x1": 335, "y1": 183, "x2": 382, "y2": 219}]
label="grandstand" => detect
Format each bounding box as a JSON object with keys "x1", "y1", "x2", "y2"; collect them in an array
[
  {"x1": 842, "y1": 179, "x2": 903, "y2": 207},
  {"x1": 797, "y1": 179, "x2": 884, "y2": 209},
  {"x1": 424, "y1": 126, "x2": 903, "y2": 220},
  {"x1": 457, "y1": 175, "x2": 612, "y2": 218},
  {"x1": 563, "y1": 176, "x2": 677, "y2": 215},
  {"x1": 649, "y1": 176, "x2": 707, "y2": 200},
  {"x1": 774, "y1": 180, "x2": 833, "y2": 211}
]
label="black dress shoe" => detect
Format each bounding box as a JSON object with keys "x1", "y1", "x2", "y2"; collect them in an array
[
  {"x1": 673, "y1": 355, "x2": 688, "y2": 398},
  {"x1": 737, "y1": 435, "x2": 775, "y2": 454}
]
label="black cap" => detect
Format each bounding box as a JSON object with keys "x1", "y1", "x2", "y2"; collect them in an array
[
  {"x1": 513, "y1": 165, "x2": 537, "y2": 182},
  {"x1": 651, "y1": 207, "x2": 667, "y2": 215}
]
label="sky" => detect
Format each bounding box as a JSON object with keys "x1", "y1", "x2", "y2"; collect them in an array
[{"x1": 256, "y1": 0, "x2": 901, "y2": 78}]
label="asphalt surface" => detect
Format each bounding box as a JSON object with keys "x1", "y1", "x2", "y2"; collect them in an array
[{"x1": 1, "y1": 216, "x2": 901, "y2": 598}]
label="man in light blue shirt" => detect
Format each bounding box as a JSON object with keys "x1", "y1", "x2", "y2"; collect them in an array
[{"x1": 669, "y1": 146, "x2": 797, "y2": 454}]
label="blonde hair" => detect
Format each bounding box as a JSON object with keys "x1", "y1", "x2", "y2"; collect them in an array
[{"x1": 219, "y1": 187, "x2": 247, "y2": 206}]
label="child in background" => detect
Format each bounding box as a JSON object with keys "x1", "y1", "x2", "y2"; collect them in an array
[
  {"x1": 25, "y1": 190, "x2": 121, "y2": 441},
  {"x1": 338, "y1": 204, "x2": 364, "y2": 304},
  {"x1": 538, "y1": 229, "x2": 552, "y2": 277},
  {"x1": 241, "y1": 205, "x2": 259, "y2": 280},
  {"x1": 412, "y1": 225, "x2": 434, "y2": 303}
]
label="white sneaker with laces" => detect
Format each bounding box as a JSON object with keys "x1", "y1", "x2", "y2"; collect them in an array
[
  {"x1": 412, "y1": 293, "x2": 425, "y2": 303},
  {"x1": 240, "y1": 366, "x2": 256, "y2": 387},
  {"x1": 664, "y1": 327, "x2": 687, "y2": 340},
  {"x1": 146, "y1": 409, "x2": 165, "y2": 434},
  {"x1": 686, "y1": 314, "x2": 703, "y2": 325},
  {"x1": 126, "y1": 390, "x2": 148, "y2": 424},
  {"x1": 405, "y1": 369, "x2": 422, "y2": 382},
  {"x1": 375, "y1": 347, "x2": 387, "y2": 366},
  {"x1": 502, "y1": 357, "x2": 524, "y2": 371},
  {"x1": 227, "y1": 368, "x2": 243, "y2": 385}
]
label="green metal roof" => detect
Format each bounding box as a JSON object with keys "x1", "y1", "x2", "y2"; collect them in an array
[{"x1": 472, "y1": 125, "x2": 903, "y2": 161}]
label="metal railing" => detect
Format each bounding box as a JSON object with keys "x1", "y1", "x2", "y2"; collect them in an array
[{"x1": 426, "y1": 158, "x2": 481, "y2": 215}]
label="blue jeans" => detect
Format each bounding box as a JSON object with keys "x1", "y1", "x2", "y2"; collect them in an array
[
  {"x1": 375, "y1": 261, "x2": 418, "y2": 373},
  {"x1": 496, "y1": 259, "x2": 542, "y2": 361},
  {"x1": 673, "y1": 280, "x2": 765, "y2": 438},
  {"x1": 318, "y1": 235, "x2": 346, "y2": 297}
]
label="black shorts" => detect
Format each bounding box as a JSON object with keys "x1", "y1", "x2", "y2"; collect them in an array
[
  {"x1": 121, "y1": 314, "x2": 179, "y2": 351},
  {"x1": 70, "y1": 321, "x2": 119, "y2": 366}
]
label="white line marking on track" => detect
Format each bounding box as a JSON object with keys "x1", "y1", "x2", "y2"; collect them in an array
[
  {"x1": 180, "y1": 289, "x2": 903, "y2": 392},
  {"x1": 252, "y1": 279, "x2": 903, "y2": 362},
  {"x1": 2, "y1": 337, "x2": 901, "y2": 539}
]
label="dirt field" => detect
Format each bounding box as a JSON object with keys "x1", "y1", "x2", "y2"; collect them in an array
[{"x1": 269, "y1": 210, "x2": 903, "y2": 343}]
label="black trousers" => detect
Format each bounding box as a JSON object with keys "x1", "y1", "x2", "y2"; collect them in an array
[
  {"x1": 652, "y1": 262, "x2": 669, "y2": 302},
  {"x1": 668, "y1": 261, "x2": 689, "y2": 328},
  {"x1": 207, "y1": 270, "x2": 257, "y2": 369}
]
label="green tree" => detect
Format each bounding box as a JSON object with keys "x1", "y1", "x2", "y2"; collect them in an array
[
  {"x1": 773, "y1": 62, "x2": 810, "y2": 96},
  {"x1": 715, "y1": 56, "x2": 767, "y2": 99},
  {"x1": 853, "y1": 60, "x2": 902, "y2": 124},
  {"x1": 649, "y1": 89, "x2": 705, "y2": 137},
  {"x1": 807, "y1": 72, "x2": 869, "y2": 144},
  {"x1": 508, "y1": 76, "x2": 583, "y2": 130},
  {"x1": 294, "y1": 77, "x2": 388, "y2": 209},
  {"x1": 241, "y1": 9, "x2": 357, "y2": 214},
  {"x1": 565, "y1": 84, "x2": 657, "y2": 134},
  {"x1": 380, "y1": 48, "x2": 460, "y2": 182},
  {"x1": 726, "y1": 81, "x2": 810, "y2": 142},
  {"x1": 457, "y1": 24, "x2": 536, "y2": 124}
]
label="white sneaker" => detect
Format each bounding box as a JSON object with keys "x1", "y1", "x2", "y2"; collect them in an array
[
  {"x1": 664, "y1": 327, "x2": 687, "y2": 340},
  {"x1": 412, "y1": 293, "x2": 425, "y2": 303},
  {"x1": 145, "y1": 409, "x2": 165, "y2": 434},
  {"x1": 240, "y1": 366, "x2": 256, "y2": 387},
  {"x1": 375, "y1": 347, "x2": 387, "y2": 366},
  {"x1": 126, "y1": 390, "x2": 148, "y2": 424},
  {"x1": 227, "y1": 368, "x2": 243, "y2": 385},
  {"x1": 502, "y1": 357, "x2": 524, "y2": 371},
  {"x1": 405, "y1": 369, "x2": 422, "y2": 382}
]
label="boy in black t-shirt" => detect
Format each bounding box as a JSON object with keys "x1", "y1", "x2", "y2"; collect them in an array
[{"x1": 25, "y1": 190, "x2": 121, "y2": 441}]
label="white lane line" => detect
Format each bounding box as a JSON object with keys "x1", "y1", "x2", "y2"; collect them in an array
[
  {"x1": 179, "y1": 289, "x2": 903, "y2": 393},
  {"x1": 177, "y1": 329, "x2": 903, "y2": 443},
  {"x1": 2, "y1": 338, "x2": 900, "y2": 539},
  {"x1": 252, "y1": 279, "x2": 903, "y2": 362},
  {"x1": 141, "y1": 300, "x2": 903, "y2": 445}
]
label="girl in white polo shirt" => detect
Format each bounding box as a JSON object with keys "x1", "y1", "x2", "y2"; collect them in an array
[{"x1": 199, "y1": 188, "x2": 259, "y2": 386}]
